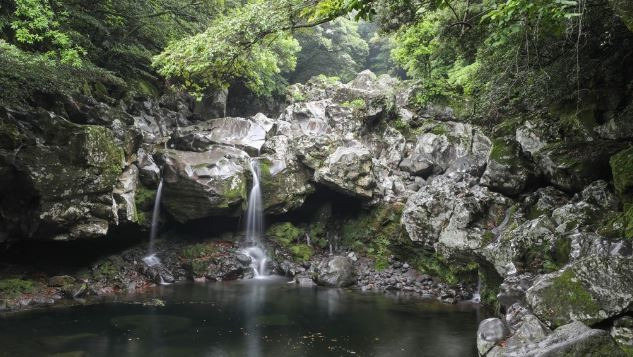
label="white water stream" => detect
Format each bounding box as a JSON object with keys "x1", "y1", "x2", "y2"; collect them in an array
[{"x1": 242, "y1": 158, "x2": 268, "y2": 278}]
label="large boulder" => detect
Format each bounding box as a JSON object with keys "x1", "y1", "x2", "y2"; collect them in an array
[
  {"x1": 534, "y1": 141, "x2": 625, "y2": 192},
  {"x1": 315, "y1": 256, "x2": 355, "y2": 287},
  {"x1": 399, "y1": 121, "x2": 491, "y2": 178},
  {"x1": 481, "y1": 138, "x2": 533, "y2": 196},
  {"x1": 113, "y1": 165, "x2": 139, "y2": 224},
  {"x1": 0, "y1": 108, "x2": 124, "y2": 240},
  {"x1": 314, "y1": 141, "x2": 375, "y2": 198},
  {"x1": 259, "y1": 136, "x2": 314, "y2": 214},
  {"x1": 401, "y1": 173, "x2": 509, "y2": 257},
  {"x1": 526, "y1": 255, "x2": 633, "y2": 328},
  {"x1": 159, "y1": 147, "x2": 250, "y2": 222},
  {"x1": 170, "y1": 117, "x2": 267, "y2": 155},
  {"x1": 488, "y1": 321, "x2": 626, "y2": 357}
]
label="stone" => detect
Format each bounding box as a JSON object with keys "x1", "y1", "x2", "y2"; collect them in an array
[
  {"x1": 48, "y1": 275, "x2": 75, "y2": 287},
  {"x1": 611, "y1": 316, "x2": 633, "y2": 352},
  {"x1": 170, "y1": 117, "x2": 267, "y2": 155},
  {"x1": 534, "y1": 141, "x2": 625, "y2": 192},
  {"x1": 488, "y1": 321, "x2": 625, "y2": 357},
  {"x1": 401, "y1": 173, "x2": 509, "y2": 258},
  {"x1": 314, "y1": 141, "x2": 375, "y2": 198},
  {"x1": 481, "y1": 138, "x2": 533, "y2": 196},
  {"x1": 401, "y1": 121, "x2": 491, "y2": 178},
  {"x1": 477, "y1": 318, "x2": 509, "y2": 356},
  {"x1": 497, "y1": 274, "x2": 535, "y2": 310},
  {"x1": 526, "y1": 255, "x2": 633, "y2": 328},
  {"x1": 0, "y1": 108, "x2": 124, "y2": 240},
  {"x1": 136, "y1": 148, "x2": 160, "y2": 187},
  {"x1": 159, "y1": 147, "x2": 249, "y2": 222},
  {"x1": 113, "y1": 164, "x2": 139, "y2": 224},
  {"x1": 315, "y1": 256, "x2": 355, "y2": 287},
  {"x1": 610, "y1": 147, "x2": 633, "y2": 206},
  {"x1": 193, "y1": 89, "x2": 227, "y2": 119}
]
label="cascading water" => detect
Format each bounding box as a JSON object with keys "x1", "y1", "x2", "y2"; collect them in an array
[
  {"x1": 242, "y1": 158, "x2": 268, "y2": 278},
  {"x1": 143, "y1": 178, "x2": 164, "y2": 268}
]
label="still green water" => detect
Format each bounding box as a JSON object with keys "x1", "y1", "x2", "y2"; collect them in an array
[{"x1": 0, "y1": 277, "x2": 481, "y2": 356}]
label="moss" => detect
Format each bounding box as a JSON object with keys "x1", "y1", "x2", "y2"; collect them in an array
[
  {"x1": 491, "y1": 117, "x2": 524, "y2": 138},
  {"x1": 391, "y1": 118, "x2": 421, "y2": 139},
  {"x1": 266, "y1": 222, "x2": 303, "y2": 246},
  {"x1": 135, "y1": 184, "x2": 157, "y2": 226},
  {"x1": 180, "y1": 243, "x2": 219, "y2": 260},
  {"x1": 289, "y1": 244, "x2": 314, "y2": 262},
  {"x1": 482, "y1": 231, "x2": 495, "y2": 245},
  {"x1": 543, "y1": 269, "x2": 601, "y2": 326},
  {"x1": 82, "y1": 125, "x2": 125, "y2": 182},
  {"x1": 610, "y1": 147, "x2": 633, "y2": 206},
  {"x1": 489, "y1": 138, "x2": 517, "y2": 163},
  {"x1": 341, "y1": 98, "x2": 366, "y2": 109},
  {"x1": 430, "y1": 124, "x2": 449, "y2": 136},
  {"x1": 0, "y1": 278, "x2": 40, "y2": 299},
  {"x1": 479, "y1": 266, "x2": 503, "y2": 308},
  {"x1": 132, "y1": 79, "x2": 160, "y2": 97},
  {"x1": 0, "y1": 119, "x2": 23, "y2": 150},
  {"x1": 93, "y1": 260, "x2": 119, "y2": 281},
  {"x1": 341, "y1": 204, "x2": 405, "y2": 270}
]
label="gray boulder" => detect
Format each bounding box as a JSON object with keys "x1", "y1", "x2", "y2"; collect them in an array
[
  {"x1": 314, "y1": 142, "x2": 375, "y2": 198},
  {"x1": 488, "y1": 321, "x2": 625, "y2": 357},
  {"x1": 315, "y1": 256, "x2": 355, "y2": 287},
  {"x1": 113, "y1": 164, "x2": 139, "y2": 224},
  {"x1": 477, "y1": 318, "x2": 509, "y2": 356},
  {"x1": 481, "y1": 138, "x2": 533, "y2": 196},
  {"x1": 159, "y1": 147, "x2": 249, "y2": 222},
  {"x1": 170, "y1": 117, "x2": 267, "y2": 155},
  {"x1": 401, "y1": 173, "x2": 509, "y2": 257},
  {"x1": 526, "y1": 255, "x2": 633, "y2": 328}
]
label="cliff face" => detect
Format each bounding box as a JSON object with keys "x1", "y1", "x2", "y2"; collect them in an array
[{"x1": 1, "y1": 70, "x2": 632, "y2": 354}]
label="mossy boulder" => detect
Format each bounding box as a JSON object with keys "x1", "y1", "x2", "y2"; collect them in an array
[
  {"x1": 534, "y1": 141, "x2": 625, "y2": 192},
  {"x1": 258, "y1": 155, "x2": 314, "y2": 215},
  {"x1": 0, "y1": 108, "x2": 124, "y2": 240},
  {"x1": 481, "y1": 138, "x2": 533, "y2": 196},
  {"x1": 0, "y1": 278, "x2": 40, "y2": 300},
  {"x1": 610, "y1": 147, "x2": 633, "y2": 207},
  {"x1": 159, "y1": 147, "x2": 249, "y2": 222},
  {"x1": 526, "y1": 255, "x2": 633, "y2": 328}
]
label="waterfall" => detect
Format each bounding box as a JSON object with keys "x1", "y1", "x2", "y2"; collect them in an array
[
  {"x1": 471, "y1": 276, "x2": 481, "y2": 303},
  {"x1": 143, "y1": 178, "x2": 164, "y2": 267},
  {"x1": 242, "y1": 158, "x2": 268, "y2": 278}
]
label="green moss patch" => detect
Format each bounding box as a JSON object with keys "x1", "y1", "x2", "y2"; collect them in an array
[
  {"x1": 540, "y1": 269, "x2": 601, "y2": 327},
  {"x1": 0, "y1": 278, "x2": 40, "y2": 299},
  {"x1": 611, "y1": 147, "x2": 633, "y2": 207}
]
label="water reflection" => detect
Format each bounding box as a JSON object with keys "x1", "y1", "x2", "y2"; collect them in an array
[{"x1": 0, "y1": 278, "x2": 481, "y2": 356}]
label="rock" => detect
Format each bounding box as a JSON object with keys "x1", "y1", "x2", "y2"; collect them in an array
[
  {"x1": 482, "y1": 216, "x2": 567, "y2": 277},
  {"x1": 136, "y1": 148, "x2": 160, "y2": 187},
  {"x1": 193, "y1": 89, "x2": 227, "y2": 119},
  {"x1": 497, "y1": 274, "x2": 535, "y2": 310},
  {"x1": 113, "y1": 164, "x2": 139, "y2": 224},
  {"x1": 0, "y1": 108, "x2": 124, "y2": 240},
  {"x1": 401, "y1": 121, "x2": 491, "y2": 178},
  {"x1": 170, "y1": 117, "x2": 267, "y2": 155},
  {"x1": 477, "y1": 318, "x2": 509, "y2": 356},
  {"x1": 523, "y1": 186, "x2": 570, "y2": 219},
  {"x1": 159, "y1": 147, "x2": 249, "y2": 222},
  {"x1": 610, "y1": 147, "x2": 633, "y2": 206},
  {"x1": 292, "y1": 274, "x2": 317, "y2": 287},
  {"x1": 48, "y1": 275, "x2": 75, "y2": 287},
  {"x1": 314, "y1": 141, "x2": 375, "y2": 198},
  {"x1": 534, "y1": 141, "x2": 625, "y2": 192},
  {"x1": 515, "y1": 120, "x2": 560, "y2": 156},
  {"x1": 526, "y1": 255, "x2": 633, "y2": 328},
  {"x1": 315, "y1": 256, "x2": 354, "y2": 287},
  {"x1": 611, "y1": 316, "x2": 633, "y2": 352},
  {"x1": 402, "y1": 173, "x2": 509, "y2": 258},
  {"x1": 259, "y1": 136, "x2": 314, "y2": 214},
  {"x1": 488, "y1": 321, "x2": 625, "y2": 357},
  {"x1": 481, "y1": 138, "x2": 533, "y2": 196},
  {"x1": 503, "y1": 314, "x2": 551, "y2": 352}
]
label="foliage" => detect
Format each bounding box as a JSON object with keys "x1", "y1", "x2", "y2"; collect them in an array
[
  {"x1": 290, "y1": 17, "x2": 369, "y2": 83},
  {"x1": 0, "y1": 40, "x2": 124, "y2": 105},
  {"x1": 153, "y1": 0, "x2": 326, "y2": 96}
]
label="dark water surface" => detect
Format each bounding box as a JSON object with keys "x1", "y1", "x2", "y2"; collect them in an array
[{"x1": 0, "y1": 277, "x2": 481, "y2": 356}]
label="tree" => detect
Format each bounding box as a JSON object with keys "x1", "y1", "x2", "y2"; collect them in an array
[{"x1": 290, "y1": 17, "x2": 369, "y2": 83}]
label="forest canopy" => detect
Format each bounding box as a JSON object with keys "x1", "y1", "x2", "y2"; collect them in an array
[{"x1": 1, "y1": 0, "x2": 633, "y2": 123}]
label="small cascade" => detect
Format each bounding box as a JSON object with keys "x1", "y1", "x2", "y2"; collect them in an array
[
  {"x1": 143, "y1": 178, "x2": 164, "y2": 268},
  {"x1": 471, "y1": 276, "x2": 481, "y2": 303},
  {"x1": 242, "y1": 158, "x2": 269, "y2": 278}
]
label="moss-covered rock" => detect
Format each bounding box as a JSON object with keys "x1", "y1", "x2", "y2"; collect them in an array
[
  {"x1": 481, "y1": 138, "x2": 533, "y2": 196},
  {"x1": 0, "y1": 278, "x2": 40, "y2": 300},
  {"x1": 266, "y1": 222, "x2": 316, "y2": 262},
  {"x1": 611, "y1": 147, "x2": 633, "y2": 207},
  {"x1": 535, "y1": 140, "x2": 625, "y2": 192},
  {"x1": 527, "y1": 255, "x2": 633, "y2": 328},
  {"x1": 0, "y1": 109, "x2": 124, "y2": 240}
]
